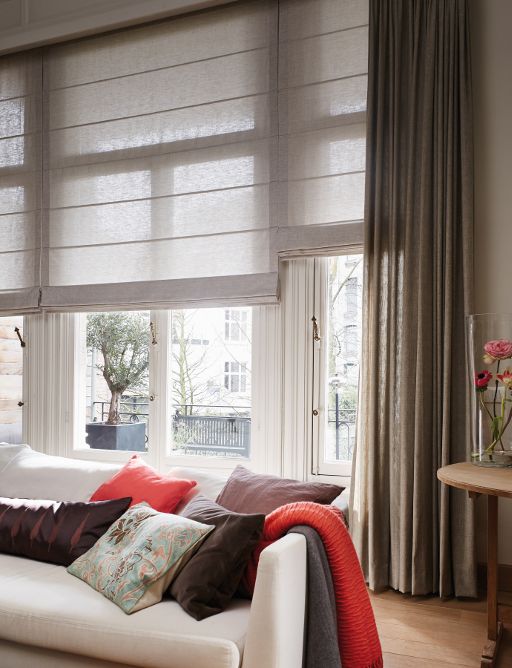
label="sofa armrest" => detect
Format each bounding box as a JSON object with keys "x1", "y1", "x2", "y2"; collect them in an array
[{"x1": 242, "y1": 533, "x2": 307, "y2": 668}]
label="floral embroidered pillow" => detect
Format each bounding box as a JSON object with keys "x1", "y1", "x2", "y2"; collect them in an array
[{"x1": 67, "y1": 503, "x2": 213, "y2": 614}]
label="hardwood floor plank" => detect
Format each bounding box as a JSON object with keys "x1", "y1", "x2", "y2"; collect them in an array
[{"x1": 371, "y1": 589, "x2": 512, "y2": 668}]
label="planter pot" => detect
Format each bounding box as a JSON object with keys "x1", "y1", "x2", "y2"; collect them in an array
[
  {"x1": 467, "y1": 313, "x2": 512, "y2": 467},
  {"x1": 86, "y1": 422, "x2": 146, "y2": 452}
]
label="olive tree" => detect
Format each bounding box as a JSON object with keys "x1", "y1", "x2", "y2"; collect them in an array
[{"x1": 87, "y1": 313, "x2": 149, "y2": 425}]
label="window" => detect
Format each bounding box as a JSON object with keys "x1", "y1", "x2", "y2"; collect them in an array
[
  {"x1": 313, "y1": 254, "x2": 363, "y2": 476},
  {"x1": 170, "y1": 308, "x2": 252, "y2": 459},
  {"x1": 74, "y1": 307, "x2": 253, "y2": 462},
  {"x1": 0, "y1": 316, "x2": 24, "y2": 444},
  {"x1": 224, "y1": 362, "x2": 248, "y2": 393},
  {"x1": 224, "y1": 309, "x2": 249, "y2": 342},
  {"x1": 83, "y1": 312, "x2": 150, "y2": 453}
]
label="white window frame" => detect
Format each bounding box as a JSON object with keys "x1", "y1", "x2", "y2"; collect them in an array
[
  {"x1": 280, "y1": 249, "x2": 363, "y2": 487},
  {"x1": 23, "y1": 307, "x2": 281, "y2": 476}
]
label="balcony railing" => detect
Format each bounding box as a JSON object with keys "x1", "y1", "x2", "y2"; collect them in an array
[
  {"x1": 89, "y1": 399, "x2": 356, "y2": 460},
  {"x1": 90, "y1": 400, "x2": 251, "y2": 457}
]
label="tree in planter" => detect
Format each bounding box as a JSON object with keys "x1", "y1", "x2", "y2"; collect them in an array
[{"x1": 87, "y1": 313, "x2": 150, "y2": 424}]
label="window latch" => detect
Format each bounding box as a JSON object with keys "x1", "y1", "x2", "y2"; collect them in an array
[
  {"x1": 311, "y1": 316, "x2": 321, "y2": 347},
  {"x1": 150, "y1": 321, "x2": 157, "y2": 345},
  {"x1": 14, "y1": 327, "x2": 26, "y2": 348}
]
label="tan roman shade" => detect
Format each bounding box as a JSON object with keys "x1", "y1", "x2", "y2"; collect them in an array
[
  {"x1": 0, "y1": 0, "x2": 368, "y2": 313},
  {"x1": 276, "y1": 0, "x2": 368, "y2": 256},
  {"x1": 0, "y1": 52, "x2": 41, "y2": 313}
]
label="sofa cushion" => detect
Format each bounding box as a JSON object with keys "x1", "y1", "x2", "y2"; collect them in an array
[
  {"x1": 216, "y1": 465, "x2": 344, "y2": 515},
  {"x1": 171, "y1": 495, "x2": 264, "y2": 620},
  {"x1": 90, "y1": 455, "x2": 196, "y2": 512},
  {"x1": 0, "y1": 496, "x2": 131, "y2": 566},
  {"x1": 0, "y1": 553, "x2": 249, "y2": 668},
  {"x1": 68, "y1": 504, "x2": 213, "y2": 614},
  {"x1": 0, "y1": 444, "x2": 121, "y2": 502}
]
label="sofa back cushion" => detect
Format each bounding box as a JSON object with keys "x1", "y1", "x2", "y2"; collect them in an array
[
  {"x1": 168, "y1": 466, "x2": 228, "y2": 512},
  {"x1": 0, "y1": 444, "x2": 121, "y2": 502},
  {"x1": 0, "y1": 495, "x2": 131, "y2": 565}
]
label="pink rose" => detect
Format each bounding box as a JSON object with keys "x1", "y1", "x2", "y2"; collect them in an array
[{"x1": 483, "y1": 339, "x2": 512, "y2": 361}]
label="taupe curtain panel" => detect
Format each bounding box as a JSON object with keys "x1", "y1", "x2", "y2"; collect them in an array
[
  {"x1": 0, "y1": 0, "x2": 368, "y2": 313},
  {"x1": 351, "y1": 0, "x2": 476, "y2": 597}
]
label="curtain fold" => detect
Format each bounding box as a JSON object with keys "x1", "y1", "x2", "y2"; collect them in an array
[{"x1": 351, "y1": 0, "x2": 476, "y2": 597}]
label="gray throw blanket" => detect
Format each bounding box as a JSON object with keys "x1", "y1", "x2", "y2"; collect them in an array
[{"x1": 289, "y1": 526, "x2": 341, "y2": 668}]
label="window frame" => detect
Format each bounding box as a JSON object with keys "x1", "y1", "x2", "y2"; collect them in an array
[{"x1": 57, "y1": 306, "x2": 273, "y2": 474}]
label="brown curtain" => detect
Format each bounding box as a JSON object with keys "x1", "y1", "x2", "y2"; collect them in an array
[{"x1": 350, "y1": 0, "x2": 476, "y2": 597}]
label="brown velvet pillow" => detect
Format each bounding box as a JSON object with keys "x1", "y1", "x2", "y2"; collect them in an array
[
  {"x1": 170, "y1": 495, "x2": 264, "y2": 620},
  {"x1": 0, "y1": 496, "x2": 131, "y2": 566},
  {"x1": 216, "y1": 465, "x2": 344, "y2": 515}
]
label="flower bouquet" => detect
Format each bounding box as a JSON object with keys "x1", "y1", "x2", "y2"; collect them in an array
[
  {"x1": 467, "y1": 315, "x2": 512, "y2": 467},
  {"x1": 474, "y1": 339, "x2": 512, "y2": 459}
]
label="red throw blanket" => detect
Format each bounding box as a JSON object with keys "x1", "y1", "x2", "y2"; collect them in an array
[{"x1": 243, "y1": 502, "x2": 383, "y2": 668}]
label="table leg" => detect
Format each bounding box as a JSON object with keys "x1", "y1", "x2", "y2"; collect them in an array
[{"x1": 481, "y1": 495, "x2": 503, "y2": 667}]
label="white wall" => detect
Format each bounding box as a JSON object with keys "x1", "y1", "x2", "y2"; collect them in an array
[
  {"x1": 0, "y1": 0, "x2": 231, "y2": 54},
  {"x1": 471, "y1": 0, "x2": 512, "y2": 564}
]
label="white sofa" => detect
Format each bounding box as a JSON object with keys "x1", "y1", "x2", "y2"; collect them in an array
[{"x1": 0, "y1": 445, "x2": 348, "y2": 668}]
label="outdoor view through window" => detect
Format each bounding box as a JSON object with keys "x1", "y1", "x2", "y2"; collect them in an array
[
  {"x1": 324, "y1": 255, "x2": 363, "y2": 464},
  {"x1": 170, "y1": 308, "x2": 251, "y2": 458},
  {"x1": 84, "y1": 308, "x2": 251, "y2": 457},
  {"x1": 0, "y1": 317, "x2": 23, "y2": 445}
]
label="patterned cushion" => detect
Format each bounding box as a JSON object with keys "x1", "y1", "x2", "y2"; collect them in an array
[{"x1": 68, "y1": 503, "x2": 213, "y2": 614}]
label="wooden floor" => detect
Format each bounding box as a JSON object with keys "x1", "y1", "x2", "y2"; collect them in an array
[{"x1": 371, "y1": 590, "x2": 512, "y2": 667}]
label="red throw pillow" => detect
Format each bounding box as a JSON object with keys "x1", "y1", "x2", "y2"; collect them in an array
[{"x1": 90, "y1": 455, "x2": 196, "y2": 513}]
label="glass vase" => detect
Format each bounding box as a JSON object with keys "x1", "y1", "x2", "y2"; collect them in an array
[{"x1": 467, "y1": 313, "x2": 512, "y2": 467}]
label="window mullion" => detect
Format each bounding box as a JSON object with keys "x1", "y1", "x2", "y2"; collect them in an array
[{"x1": 148, "y1": 310, "x2": 170, "y2": 471}]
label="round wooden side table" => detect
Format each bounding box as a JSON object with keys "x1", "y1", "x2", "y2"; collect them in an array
[{"x1": 438, "y1": 462, "x2": 512, "y2": 668}]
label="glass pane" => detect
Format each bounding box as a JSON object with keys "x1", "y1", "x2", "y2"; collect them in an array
[
  {"x1": 0, "y1": 316, "x2": 23, "y2": 444},
  {"x1": 84, "y1": 312, "x2": 150, "y2": 452},
  {"x1": 170, "y1": 307, "x2": 252, "y2": 458},
  {"x1": 324, "y1": 254, "x2": 363, "y2": 462}
]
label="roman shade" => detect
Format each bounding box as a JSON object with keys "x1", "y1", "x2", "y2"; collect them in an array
[
  {"x1": 0, "y1": 52, "x2": 41, "y2": 314},
  {"x1": 276, "y1": 0, "x2": 368, "y2": 256},
  {"x1": 0, "y1": 0, "x2": 368, "y2": 313},
  {"x1": 41, "y1": 0, "x2": 278, "y2": 311}
]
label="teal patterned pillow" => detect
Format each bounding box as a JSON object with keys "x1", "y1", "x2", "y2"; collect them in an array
[{"x1": 67, "y1": 503, "x2": 213, "y2": 614}]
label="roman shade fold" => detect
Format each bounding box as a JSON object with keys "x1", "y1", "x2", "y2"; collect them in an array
[
  {"x1": 0, "y1": 52, "x2": 41, "y2": 314},
  {"x1": 0, "y1": 0, "x2": 368, "y2": 312}
]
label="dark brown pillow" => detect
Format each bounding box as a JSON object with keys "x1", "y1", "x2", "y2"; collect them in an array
[
  {"x1": 0, "y1": 496, "x2": 131, "y2": 566},
  {"x1": 216, "y1": 465, "x2": 344, "y2": 515},
  {"x1": 169, "y1": 495, "x2": 264, "y2": 620}
]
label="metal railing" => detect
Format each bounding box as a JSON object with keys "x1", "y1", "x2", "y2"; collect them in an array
[
  {"x1": 90, "y1": 399, "x2": 354, "y2": 461},
  {"x1": 90, "y1": 400, "x2": 251, "y2": 457},
  {"x1": 327, "y1": 407, "x2": 357, "y2": 460}
]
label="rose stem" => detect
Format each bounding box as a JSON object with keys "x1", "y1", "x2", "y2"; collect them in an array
[{"x1": 493, "y1": 359, "x2": 501, "y2": 418}]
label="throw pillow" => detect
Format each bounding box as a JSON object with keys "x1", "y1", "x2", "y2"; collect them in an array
[
  {"x1": 0, "y1": 496, "x2": 131, "y2": 566},
  {"x1": 68, "y1": 503, "x2": 213, "y2": 614},
  {"x1": 170, "y1": 495, "x2": 265, "y2": 620},
  {"x1": 216, "y1": 465, "x2": 344, "y2": 515},
  {"x1": 90, "y1": 455, "x2": 196, "y2": 512}
]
